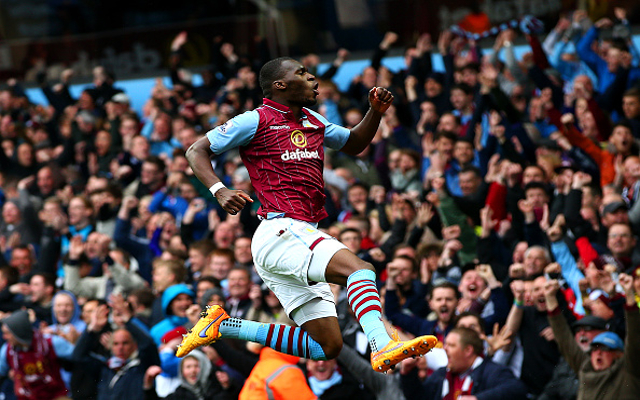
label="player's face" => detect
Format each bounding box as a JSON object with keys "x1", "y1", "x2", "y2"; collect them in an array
[{"x1": 280, "y1": 60, "x2": 319, "y2": 107}]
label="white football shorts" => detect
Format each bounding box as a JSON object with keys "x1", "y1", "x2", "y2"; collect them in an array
[{"x1": 251, "y1": 217, "x2": 347, "y2": 325}]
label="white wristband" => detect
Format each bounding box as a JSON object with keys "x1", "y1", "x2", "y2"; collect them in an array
[{"x1": 209, "y1": 182, "x2": 226, "y2": 197}]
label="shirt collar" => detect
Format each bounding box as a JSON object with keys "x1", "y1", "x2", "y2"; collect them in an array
[
  {"x1": 262, "y1": 98, "x2": 308, "y2": 120},
  {"x1": 262, "y1": 98, "x2": 291, "y2": 114}
]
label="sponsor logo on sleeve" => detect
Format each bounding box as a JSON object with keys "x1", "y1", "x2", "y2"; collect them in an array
[{"x1": 218, "y1": 120, "x2": 233, "y2": 134}]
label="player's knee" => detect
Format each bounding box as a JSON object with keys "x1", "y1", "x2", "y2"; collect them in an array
[
  {"x1": 355, "y1": 259, "x2": 375, "y2": 274},
  {"x1": 321, "y1": 336, "x2": 343, "y2": 359}
]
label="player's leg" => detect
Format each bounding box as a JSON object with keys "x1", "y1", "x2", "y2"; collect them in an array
[
  {"x1": 177, "y1": 298, "x2": 339, "y2": 360},
  {"x1": 317, "y1": 248, "x2": 438, "y2": 372},
  {"x1": 178, "y1": 218, "x2": 341, "y2": 360},
  {"x1": 313, "y1": 248, "x2": 392, "y2": 353}
]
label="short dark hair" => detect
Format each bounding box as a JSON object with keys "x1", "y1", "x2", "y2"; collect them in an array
[
  {"x1": 524, "y1": 181, "x2": 549, "y2": 196},
  {"x1": 33, "y1": 272, "x2": 56, "y2": 288},
  {"x1": 392, "y1": 254, "x2": 418, "y2": 273},
  {"x1": 417, "y1": 242, "x2": 443, "y2": 259},
  {"x1": 348, "y1": 182, "x2": 370, "y2": 193},
  {"x1": 459, "y1": 165, "x2": 481, "y2": 178},
  {"x1": 429, "y1": 281, "x2": 459, "y2": 299},
  {"x1": 585, "y1": 182, "x2": 603, "y2": 198},
  {"x1": 144, "y1": 155, "x2": 166, "y2": 174},
  {"x1": 129, "y1": 288, "x2": 155, "y2": 309},
  {"x1": 455, "y1": 137, "x2": 474, "y2": 147},
  {"x1": 12, "y1": 244, "x2": 32, "y2": 258},
  {"x1": 339, "y1": 227, "x2": 361, "y2": 239},
  {"x1": 434, "y1": 130, "x2": 458, "y2": 143},
  {"x1": 259, "y1": 57, "x2": 295, "y2": 98},
  {"x1": 450, "y1": 327, "x2": 484, "y2": 356},
  {"x1": 610, "y1": 37, "x2": 629, "y2": 52},
  {"x1": 455, "y1": 311, "x2": 486, "y2": 333},
  {"x1": 451, "y1": 83, "x2": 474, "y2": 95},
  {"x1": 457, "y1": 62, "x2": 480, "y2": 73},
  {"x1": 524, "y1": 164, "x2": 546, "y2": 178},
  {"x1": 612, "y1": 120, "x2": 634, "y2": 133},
  {"x1": 0, "y1": 266, "x2": 19, "y2": 286},
  {"x1": 399, "y1": 149, "x2": 421, "y2": 169},
  {"x1": 623, "y1": 87, "x2": 640, "y2": 101},
  {"x1": 346, "y1": 215, "x2": 371, "y2": 232},
  {"x1": 197, "y1": 275, "x2": 221, "y2": 288},
  {"x1": 189, "y1": 239, "x2": 216, "y2": 258}
]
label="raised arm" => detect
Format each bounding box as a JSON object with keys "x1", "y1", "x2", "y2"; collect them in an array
[
  {"x1": 504, "y1": 280, "x2": 525, "y2": 340},
  {"x1": 544, "y1": 279, "x2": 589, "y2": 374},
  {"x1": 340, "y1": 87, "x2": 393, "y2": 155}
]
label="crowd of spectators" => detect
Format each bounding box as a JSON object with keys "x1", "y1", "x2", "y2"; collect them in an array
[{"x1": 0, "y1": 5, "x2": 640, "y2": 400}]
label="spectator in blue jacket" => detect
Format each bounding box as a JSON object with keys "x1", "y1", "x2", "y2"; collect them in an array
[{"x1": 149, "y1": 283, "x2": 194, "y2": 345}]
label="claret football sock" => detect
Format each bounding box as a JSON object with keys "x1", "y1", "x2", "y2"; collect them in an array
[{"x1": 346, "y1": 269, "x2": 392, "y2": 352}]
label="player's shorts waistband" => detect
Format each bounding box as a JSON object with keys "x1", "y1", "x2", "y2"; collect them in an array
[{"x1": 258, "y1": 213, "x2": 318, "y2": 228}]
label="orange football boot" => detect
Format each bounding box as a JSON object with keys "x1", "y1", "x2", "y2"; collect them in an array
[
  {"x1": 176, "y1": 305, "x2": 229, "y2": 357},
  {"x1": 371, "y1": 330, "x2": 438, "y2": 373}
]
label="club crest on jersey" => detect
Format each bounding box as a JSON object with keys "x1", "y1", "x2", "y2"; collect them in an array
[
  {"x1": 302, "y1": 119, "x2": 318, "y2": 129},
  {"x1": 291, "y1": 130, "x2": 308, "y2": 148}
]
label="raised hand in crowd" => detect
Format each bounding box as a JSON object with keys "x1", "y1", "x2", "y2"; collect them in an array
[
  {"x1": 479, "y1": 63, "x2": 499, "y2": 94},
  {"x1": 248, "y1": 283, "x2": 262, "y2": 310},
  {"x1": 594, "y1": 17, "x2": 613, "y2": 29},
  {"x1": 442, "y1": 225, "x2": 461, "y2": 241},
  {"x1": 186, "y1": 303, "x2": 202, "y2": 326},
  {"x1": 369, "y1": 185, "x2": 386, "y2": 204},
  {"x1": 510, "y1": 278, "x2": 526, "y2": 304},
  {"x1": 437, "y1": 29, "x2": 454, "y2": 55},
  {"x1": 183, "y1": 197, "x2": 206, "y2": 225},
  {"x1": 88, "y1": 303, "x2": 110, "y2": 333},
  {"x1": 439, "y1": 239, "x2": 463, "y2": 268},
  {"x1": 518, "y1": 198, "x2": 535, "y2": 223},
  {"x1": 118, "y1": 195, "x2": 139, "y2": 220},
  {"x1": 143, "y1": 365, "x2": 163, "y2": 390},
  {"x1": 109, "y1": 293, "x2": 132, "y2": 327},
  {"x1": 505, "y1": 162, "x2": 523, "y2": 188},
  {"x1": 379, "y1": 31, "x2": 399, "y2": 50},
  {"x1": 68, "y1": 235, "x2": 85, "y2": 260},
  {"x1": 543, "y1": 279, "x2": 560, "y2": 311},
  {"x1": 171, "y1": 31, "x2": 188, "y2": 51},
  {"x1": 619, "y1": 273, "x2": 636, "y2": 306},
  {"x1": 509, "y1": 263, "x2": 526, "y2": 280},
  {"x1": 483, "y1": 322, "x2": 513, "y2": 357},
  {"x1": 405, "y1": 75, "x2": 419, "y2": 102},
  {"x1": 479, "y1": 206, "x2": 497, "y2": 238},
  {"x1": 416, "y1": 202, "x2": 434, "y2": 229}
]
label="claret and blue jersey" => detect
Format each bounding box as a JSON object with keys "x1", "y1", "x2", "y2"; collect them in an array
[{"x1": 206, "y1": 98, "x2": 351, "y2": 223}]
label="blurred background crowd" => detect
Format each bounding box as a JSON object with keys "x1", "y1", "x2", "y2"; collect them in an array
[{"x1": 0, "y1": 0, "x2": 640, "y2": 399}]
